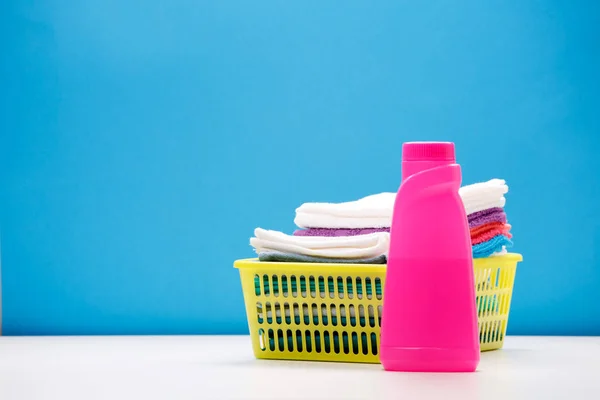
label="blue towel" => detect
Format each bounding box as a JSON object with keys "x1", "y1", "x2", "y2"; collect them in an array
[
  {"x1": 472, "y1": 235, "x2": 513, "y2": 258},
  {"x1": 258, "y1": 252, "x2": 387, "y2": 264}
]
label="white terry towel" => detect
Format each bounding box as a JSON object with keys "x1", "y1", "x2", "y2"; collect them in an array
[
  {"x1": 250, "y1": 228, "x2": 390, "y2": 259},
  {"x1": 294, "y1": 179, "x2": 509, "y2": 228},
  {"x1": 294, "y1": 192, "x2": 396, "y2": 229},
  {"x1": 459, "y1": 179, "x2": 508, "y2": 215}
]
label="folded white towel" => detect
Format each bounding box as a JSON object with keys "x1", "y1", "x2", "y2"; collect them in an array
[
  {"x1": 296, "y1": 192, "x2": 396, "y2": 218},
  {"x1": 459, "y1": 179, "x2": 508, "y2": 215},
  {"x1": 294, "y1": 179, "x2": 508, "y2": 229},
  {"x1": 294, "y1": 213, "x2": 391, "y2": 229},
  {"x1": 250, "y1": 228, "x2": 390, "y2": 259},
  {"x1": 294, "y1": 192, "x2": 396, "y2": 229}
]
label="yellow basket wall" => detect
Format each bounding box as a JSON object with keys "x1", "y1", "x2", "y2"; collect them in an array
[{"x1": 235, "y1": 253, "x2": 521, "y2": 364}]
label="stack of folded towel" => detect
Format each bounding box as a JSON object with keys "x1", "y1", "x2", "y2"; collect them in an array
[
  {"x1": 252, "y1": 192, "x2": 395, "y2": 264},
  {"x1": 250, "y1": 179, "x2": 513, "y2": 263},
  {"x1": 459, "y1": 179, "x2": 513, "y2": 258}
]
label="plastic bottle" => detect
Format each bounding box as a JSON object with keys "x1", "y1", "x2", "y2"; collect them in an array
[{"x1": 379, "y1": 142, "x2": 480, "y2": 372}]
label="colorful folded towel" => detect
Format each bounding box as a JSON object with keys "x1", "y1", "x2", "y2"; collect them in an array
[
  {"x1": 250, "y1": 228, "x2": 390, "y2": 260},
  {"x1": 293, "y1": 227, "x2": 390, "y2": 237},
  {"x1": 294, "y1": 179, "x2": 507, "y2": 230},
  {"x1": 468, "y1": 207, "x2": 507, "y2": 229},
  {"x1": 257, "y1": 179, "x2": 513, "y2": 264},
  {"x1": 472, "y1": 235, "x2": 513, "y2": 258}
]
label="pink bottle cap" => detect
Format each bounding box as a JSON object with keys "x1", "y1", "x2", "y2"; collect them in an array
[{"x1": 402, "y1": 142, "x2": 456, "y2": 162}]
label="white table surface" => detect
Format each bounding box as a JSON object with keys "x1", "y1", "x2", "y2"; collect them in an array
[{"x1": 0, "y1": 335, "x2": 598, "y2": 400}]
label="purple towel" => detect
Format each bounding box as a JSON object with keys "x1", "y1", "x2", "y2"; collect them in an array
[
  {"x1": 293, "y1": 227, "x2": 390, "y2": 237},
  {"x1": 468, "y1": 207, "x2": 507, "y2": 229}
]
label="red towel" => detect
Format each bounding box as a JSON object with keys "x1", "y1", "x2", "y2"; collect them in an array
[{"x1": 471, "y1": 222, "x2": 511, "y2": 245}]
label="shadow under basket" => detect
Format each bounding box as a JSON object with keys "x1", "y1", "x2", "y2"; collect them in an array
[{"x1": 235, "y1": 253, "x2": 522, "y2": 364}]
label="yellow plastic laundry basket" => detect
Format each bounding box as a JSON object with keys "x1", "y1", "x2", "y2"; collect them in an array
[{"x1": 235, "y1": 253, "x2": 522, "y2": 363}]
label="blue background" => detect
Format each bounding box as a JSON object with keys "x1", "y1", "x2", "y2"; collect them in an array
[{"x1": 1, "y1": 1, "x2": 599, "y2": 335}]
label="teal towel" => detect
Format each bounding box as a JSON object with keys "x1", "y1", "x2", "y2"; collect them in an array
[{"x1": 473, "y1": 235, "x2": 513, "y2": 258}]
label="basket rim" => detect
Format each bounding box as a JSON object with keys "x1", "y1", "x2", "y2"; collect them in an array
[{"x1": 234, "y1": 253, "x2": 522, "y2": 269}]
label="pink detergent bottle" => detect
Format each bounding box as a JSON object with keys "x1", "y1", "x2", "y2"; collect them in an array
[{"x1": 380, "y1": 142, "x2": 480, "y2": 372}]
